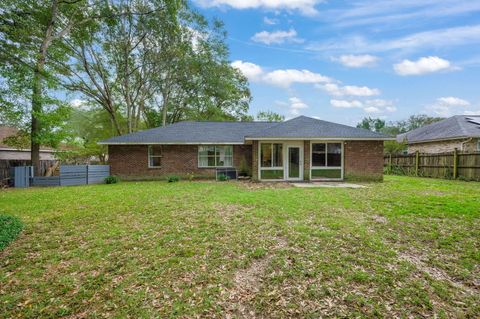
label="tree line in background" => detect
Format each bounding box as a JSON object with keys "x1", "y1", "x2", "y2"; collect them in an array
[
  {"x1": 0, "y1": 0, "x2": 282, "y2": 170},
  {"x1": 356, "y1": 114, "x2": 444, "y2": 154}
]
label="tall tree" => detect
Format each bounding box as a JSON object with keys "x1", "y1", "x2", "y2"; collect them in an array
[{"x1": 0, "y1": 0, "x2": 108, "y2": 173}]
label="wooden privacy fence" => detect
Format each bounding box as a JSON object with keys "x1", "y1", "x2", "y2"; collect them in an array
[
  {"x1": 384, "y1": 150, "x2": 480, "y2": 181},
  {"x1": 16, "y1": 165, "x2": 110, "y2": 187}
]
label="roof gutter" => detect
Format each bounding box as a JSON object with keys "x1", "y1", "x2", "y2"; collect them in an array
[
  {"x1": 97, "y1": 141, "x2": 246, "y2": 145},
  {"x1": 244, "y1": 137, "x2": 395, "y2": 141},
  {"x1": 404, "y1": 136, "x2": 479, "y2": 144}
]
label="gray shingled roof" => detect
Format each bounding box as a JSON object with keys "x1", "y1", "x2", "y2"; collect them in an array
[
  {"x1": 397, "y1": 115, "x2": 480, "y2": 144},
  {"x1": 99, "y1": 116, "x2": 392, "y2": 145},
  {"x1": 246, "y1": 116, "x2": 391, "y2": 139}
]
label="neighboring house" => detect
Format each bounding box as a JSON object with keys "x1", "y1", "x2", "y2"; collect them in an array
[
  {"x1": 0, "y1": 126, "x2": 56, "y2": 161},
  {"x1": 99, "y1": 116, "x2": 393, "y2": 181},
  {"x1": 397, "y1": 115, "x2": 480, "y2": 154}
]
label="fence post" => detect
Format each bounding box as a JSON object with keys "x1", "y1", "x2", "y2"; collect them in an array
[
  {"x1": 453, "y1": 148, "x2": 458, "y2": 179},
  {"x1": 415, "y1": 151, "x2": 419, "y2": 176}
]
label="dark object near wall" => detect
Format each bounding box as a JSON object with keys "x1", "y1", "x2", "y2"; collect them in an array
[{"x1": 216, "y1": 168, "x2": 237, "y2": 180}]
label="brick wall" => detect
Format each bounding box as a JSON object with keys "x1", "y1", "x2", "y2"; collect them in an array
[
  {"x1": 344, "y1": 140, "x2": 384, "y2": 181},
  {"x1": 303, "y1": 140, "x2": 310, "y2": 181},
  {"x1": 251, "y1": 141, "x2": 258, "y2": 180},
  {"x1": 108, "y1": 144, "x2": 252, "y2": 179},
  {"x1": 407, "y1": 138, "x2": 479, "y2": 154}
]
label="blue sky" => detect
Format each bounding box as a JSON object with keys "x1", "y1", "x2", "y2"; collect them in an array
[{"x1": 193, "y1": 0, "x2": 480, "y2": 125}]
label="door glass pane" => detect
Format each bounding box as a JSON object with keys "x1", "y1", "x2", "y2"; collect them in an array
[
  {"x1": 288, "y1": 147, "x2": 300, "y2": 178},
  {"x1": 327, "y1": 143, "x2": 342, "y2": 167},
  {"x1": 272, "y1": 143, "x2": 283, "y2": 167}
]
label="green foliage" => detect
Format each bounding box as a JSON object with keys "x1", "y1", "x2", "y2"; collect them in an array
[
  {"x1": 186, "y1": 172, "x2": 195, "y2": 181},
  {"x1": 357, "y1": 117, "x2": 386, "y2": 132},
  {"x1": 256, "y1": 110, "x2": 284, "y2": 122},
  {"x1": 167, "y1": 175, "x2": 180, "y2": 183},
  {"x1": 104, "y1": 175, "x2": 119, "y2": 184},
  {"x1": 0, "y1": 215, "x2": 23, "y2": 251},
  {"x1": 358, "y1": 114, "x2": 445, "y2": 155},
  {"x1": 217, "y1": 174, "x2": 229, "y2": 181}
]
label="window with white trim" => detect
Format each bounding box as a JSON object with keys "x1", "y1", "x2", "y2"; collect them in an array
[
  {"x1": 311, "y1": 142, "x2": 342, "y2": 179},
  {"x1": 148, "y1": 145, "x2": 162, "y2": 168},
  {"x1": 260, "y1": 143, "x2": 284, "y2": 179},
  {"x1": 198, "y1": 145, "x2": 233, "y2": 167}
]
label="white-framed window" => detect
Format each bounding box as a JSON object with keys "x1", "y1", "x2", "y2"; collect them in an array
[
  {"x1": 148, "y1": 145, "x2": 162, "y2": 168},
  {"x1": 259, "y1": 143, "x2": 284, "y2": 180},
  {"x1": 311, "y1": 142, "x2": 343, "y2": 179},
  {"x1": 198, "y1": 145, "x2": 233, "y2": 167}
]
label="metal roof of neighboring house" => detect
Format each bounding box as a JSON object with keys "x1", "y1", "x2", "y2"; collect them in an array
[
  {"x1": 99, "y1": 116, "x2": 392, "y2": 145},
  {"x1": 397, "y1": 115, "x2": 480, "y2": 144}
]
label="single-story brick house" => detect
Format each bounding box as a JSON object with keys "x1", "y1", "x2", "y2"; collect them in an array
[
  {"x1": 397, "y1": 115, "x2": 480, "y2": 154},
  {"x1": 99, "y1": 116, "x2": 393, "y2": 181}
]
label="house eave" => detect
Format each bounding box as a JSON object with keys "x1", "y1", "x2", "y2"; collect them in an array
[
  {"x1": 98, "y1": 141, "x2": 246, "y2": 145},
  {"x1": 244, "y1": 137, "x2": 395, "y2": 141},
  {"x1": 404, "y1": 136, "x2": 479, "y2": 145}
]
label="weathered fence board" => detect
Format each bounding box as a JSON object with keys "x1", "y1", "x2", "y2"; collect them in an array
[
  {"x1": 60, "y1": 165, "x2": 87, "y2": 186},
  {"x1": 31, "y1": 176, "x2": 61, "y2": 187},
  {"x1": 11, "y1": 164, "x2": 110, "y2": 188},
  {"x1": 385, "y1": 151, "x2": 480, "y2": 181},
  {"x1": 13, "y1": 166, "x2": 32, "y2": 188},
  {"x1": 87, "y1": 165, "x2": 110, "y2": 184}
]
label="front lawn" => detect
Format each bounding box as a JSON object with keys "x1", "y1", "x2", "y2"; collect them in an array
[{"x1": 0, "y1": 176, "x2": 478, "y2": 318}]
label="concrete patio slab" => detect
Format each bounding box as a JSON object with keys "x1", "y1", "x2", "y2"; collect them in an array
[{"x1": 292, "y1": 182, "x2": 367, "y2": 189}]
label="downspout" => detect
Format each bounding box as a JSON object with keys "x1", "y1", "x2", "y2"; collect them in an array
[{"x1": 460, "y1": 138, "x2": 473, "y2": 152}]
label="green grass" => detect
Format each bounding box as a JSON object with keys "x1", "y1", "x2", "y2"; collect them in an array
[
  {"x1": 0, "y1": 215, "x2": 23, "y2": 251},
  {"x1": 0, "y1": 176, "x2": 478, "y2": 318}
]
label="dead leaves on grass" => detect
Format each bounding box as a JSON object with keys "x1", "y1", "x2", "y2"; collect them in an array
[{"x1": 223, "y1": 237, "x2": 288, "y2": 318}]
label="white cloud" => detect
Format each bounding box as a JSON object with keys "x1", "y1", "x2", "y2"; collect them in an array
[
  {"x1": 363, "y1": 99, "x2": 397, "y2": 113},
  {"x1": 426, "y1": 96, "x2": 471, "y2": 116},
  {"x1": 194, "y1": 0, "x2": 321, "y2": 16},
  {"x1": 251, "y1": 29, "x2": 303, "y2": 45},
  {"x1": 307, "y1": 25, "x2": 480, "y2": 54},
  {"x1": 334, "y1": 54, "x2": 378, "y2": 68},
  {"x1": 263, "y1": 17, "x2": 278, "y2": 25},
  {"x1": 393, "y1": 56, "x2": 452, "y2": 76},
  {"x1": 288, "y1": 97, "x2": 309, "y2": 115},
  {"x1": 231, "y1": 60, "x2": 264, "y2": 81},
  {"x1": 437, "y1": 96, "x2": 470, "y2": 106},
  {"x1": 330, "y1": 99, "x2": 363, "y2": 108},
  {"x1": 263, "y1": 69, "x2": 332, "y2": 88},
  {"x1": 330, "y1": 99, "x2": 396, "y2": 113},
  {"x1": 318, "y1": 83, "x2": 380, "y2": 97}
]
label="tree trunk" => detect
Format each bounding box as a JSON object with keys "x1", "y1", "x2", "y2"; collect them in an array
[
  {"x1": 162, "y1": 90, "x2": 169, "y2": 127},
  {"x1": 31, "y1": 67, "x2": 43, "y2": 175},
  {"x1": 31, "y1": 0, "x2": 58, "y2": 175}
]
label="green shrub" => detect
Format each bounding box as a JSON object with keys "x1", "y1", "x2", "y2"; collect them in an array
[
  {"x1": 186, "y1": 172, "x2": 195, "y2": 181},
  {"x1": 0, "y1": 215, "x2": 23, "y2": 251},
  {"x1": 105, "y1": 175, "x2": 119, "y2": 184},
  {"x1": 217, "y1": 174, "x2": 230, "y2": 182},
  {"x1": 167, "y1": 175, "x2": 180, "y2": 183}
]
